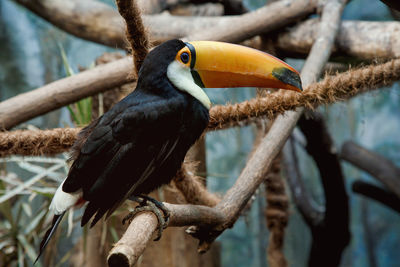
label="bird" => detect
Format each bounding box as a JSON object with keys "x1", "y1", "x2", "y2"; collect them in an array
[{"x1": 35, "y1": 39, "x2": 302, "y2": 263}]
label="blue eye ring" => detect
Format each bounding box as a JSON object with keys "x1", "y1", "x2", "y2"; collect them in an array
[{"x1": 180, "y1": 52, "x2": 190, "y2": 64}]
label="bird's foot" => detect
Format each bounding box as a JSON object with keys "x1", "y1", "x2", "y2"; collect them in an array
[{"x1": 123, "y1": 195, "x2": 170, "y2": 241}]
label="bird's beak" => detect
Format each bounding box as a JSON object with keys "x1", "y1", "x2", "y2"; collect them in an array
[{"x1": 186, "y1": 41, "x2": 302, "y2": 92}]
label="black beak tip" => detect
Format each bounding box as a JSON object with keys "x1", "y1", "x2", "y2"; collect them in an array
[{"x1": 272, "y1": 67, "x2": 303, "y2": 92}]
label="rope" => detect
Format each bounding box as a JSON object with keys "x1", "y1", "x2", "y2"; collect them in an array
[
  {"x1": 265, "y1": 155, "x2": 289, "y2": 267},
  {"x1": 0, "y1": 128, "x2": 78, "y2": 157},
  {"x1": 115, "y1": 0, "x2": 149, "y2": 74},
  {"x1": 173, "y1": 161, "x2": 220, "y2": 207},
  {"x1": 0, "y1": 58, "x2": 399, "y2": 157}
]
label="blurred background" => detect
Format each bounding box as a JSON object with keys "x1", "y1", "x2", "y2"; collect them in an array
[{"x1": 1, "y1": 0, "x2": 399, "y2": 266}]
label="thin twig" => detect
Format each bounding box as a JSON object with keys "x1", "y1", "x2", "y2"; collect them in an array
[
  {"x1": 340, "y1": 141, "x2": 400, "y2": 198},
  {"x1": 352, "y1": 180, "x2": 400, "y2": 214},
  {"x1": 282, "y1": 137, "x2": 324, "y2": 226}
]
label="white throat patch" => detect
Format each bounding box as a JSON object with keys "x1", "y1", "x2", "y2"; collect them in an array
[{"x1": 167, "y1": 61, "x2": 211, "y2": 109}]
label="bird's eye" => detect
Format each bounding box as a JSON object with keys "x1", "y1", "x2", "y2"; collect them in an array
[{"x1": 180, "y1": 52, "x2": 190, "y2": 64}]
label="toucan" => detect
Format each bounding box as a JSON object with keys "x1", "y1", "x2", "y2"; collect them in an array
[{"x1": 35, "y1": 39, "x2": 302, "y2": 262}]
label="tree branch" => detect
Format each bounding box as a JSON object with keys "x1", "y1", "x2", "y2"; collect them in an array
[
  {"x1": 14, "y1": 0, "x2": 316, "y2": 46},
  {"x1": 283, "y1": 137, "x2": 324, "y2": 226},
  {"x1": 107, "y1": 203, "x2": 225, "y2": 267},
  {"x1": 15, "y1": 0, "x2": 400, "y2": 61},
  {"x1": 274, "y1": 19, "x2": 400, "y2": 60},
  {"x1": 0, "y1": 57, "x2": 134, "y2": 130},
  {"x1": 352, "y1": 180, "x2": 400, "y2": 214},
  {"x1": 2, "y1": 55, "x2": 399, "y2": 132},
  {"x1": 298, "y1": 112, "x2": 350, "y2": 267},
  {"x1": 340, "y1": 141, "x2": 400, "y2": 198},
  {"x1": 182, "y1": 0, "x2": 317, "y2": 43}
]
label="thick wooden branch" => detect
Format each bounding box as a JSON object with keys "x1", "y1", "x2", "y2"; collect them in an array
[
  {"x1": 15, "y1": 0, "x2": 400, "y2": 61},
  {"x1": 107, "y1": 203, "x2": 225, "y2": 267},
  {"x1": 352, "y1": 180, "x2": 400, "y2": 214},
  {"x1": 13, "y1": 0, "x2": 128, "y2": 48},
  {"x1": 275, "y1": 19, "x2": 400, "y2": 60},
  {"x1": 340, "y1": 141, "x2": 400, "y2": 198},
  {"x1": 182, "y1": 0, "x2": 317, "y2": 43},
  {"x1": 0, "y1": 57, "x2": 133, "y2": 130},
  {"x1": 14, "y1": 0, "x2": 316, "y2": 46}
]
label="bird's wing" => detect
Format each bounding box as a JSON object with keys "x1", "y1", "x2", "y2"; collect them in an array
[{"x1": 62, "y1": 94, "x2": 187, "y2": 226}]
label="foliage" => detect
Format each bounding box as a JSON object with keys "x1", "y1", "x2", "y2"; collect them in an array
[
  {"x1": 0, "y1": 156, "x2": 68, "y2": 266},
  {"x1": 59, "y1": 44, "x2": 93, "y2": 127}
]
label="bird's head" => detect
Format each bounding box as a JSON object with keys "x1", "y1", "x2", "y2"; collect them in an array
[{"x1": 139, "y1": 39, "x2": 302, "y2": 109}]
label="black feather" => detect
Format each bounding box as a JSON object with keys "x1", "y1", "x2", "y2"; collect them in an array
[{"x1": 34, "y1": 212, "x2": 66, "y2": 265}]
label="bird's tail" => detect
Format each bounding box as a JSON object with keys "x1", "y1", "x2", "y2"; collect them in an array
[{"x1": 34, "y1": 211, "x2": 66, "y2": 265}]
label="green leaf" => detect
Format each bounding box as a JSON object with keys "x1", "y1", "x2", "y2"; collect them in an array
[
  {"x1": 22, "y1": 203, "x2": 32, "y2": 217},
  {"x1": 18, "y1": 243, "x2": 24, "y2": 267},
  {"x1": 0, "y1": 181, "x2": 14, "y2": 225},
  {"x1": 109, "y1": 226, "x2": 119, "y2": 242},
  {"x1": 58, "y1": 43, "x2": 75, "y2": 77}
]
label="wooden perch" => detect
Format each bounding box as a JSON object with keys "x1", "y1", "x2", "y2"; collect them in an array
[
  {"x1": 107, "y1": 203, "x2": 225, "y2": 266},
  {"x1": 340, "y1": 141, "x2": 400, "y2": 198},
  {"x1": 352, "y1": 180, "x2": 400, "y2": 214}
]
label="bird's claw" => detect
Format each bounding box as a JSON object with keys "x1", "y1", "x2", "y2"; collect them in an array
[{"x1": 123, "y1": 195, "x2": 170, "y2": 241}]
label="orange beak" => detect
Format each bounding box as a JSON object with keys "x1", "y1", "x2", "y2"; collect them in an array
[{"x1": 178, "y1": 41, "x2": 302, "y2": 92}]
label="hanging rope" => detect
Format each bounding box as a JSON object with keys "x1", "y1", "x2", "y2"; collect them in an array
[
  {"x1": 115, "y1": 0, "x2": 149, "y2": 74},
  {"x1": 0, "y1": 58, "x2": 399, "y2": 157},
  {"x1": 265, "y1": 155, "x2": 289, "y2": 267},
  {"x1": 173, "y1": 161, "x2": 220, "y2": 207}
]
